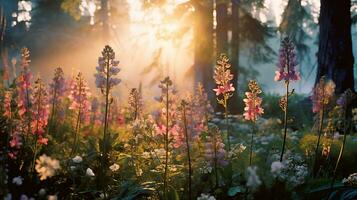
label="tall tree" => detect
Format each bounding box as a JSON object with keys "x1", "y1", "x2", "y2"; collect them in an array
[
  {"x1": 216, "y1": 0, "x2": 228, "y2": 54},
  {"x1": 192, "y1": 0, "x2": 215, "y2": 104},
  {"x1": 228, "y1": 0, "x2": 275, "y2": 113},
  {"x1": 229, "y1": 0, "x2": 240, "y2": 113},
  {"x1": 316, "y1": 0, "x2": 355, "y2": 94},
  {"x1": 279, "y1": 0, "x2": 312, "y2": 61}
]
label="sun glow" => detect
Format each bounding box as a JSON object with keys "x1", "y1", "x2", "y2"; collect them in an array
[{"x1": 124, "y1": 0, "x2": 194, "y2": 90}]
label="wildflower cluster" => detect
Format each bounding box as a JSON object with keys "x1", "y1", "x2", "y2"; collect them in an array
[
  {"x1": 128, "y1": 88, "x2": 143, "y2": 120},
  {"x1": 69, "y1": 72, "x2": 91, "y2": 123},
  {"x1": 31, "y1": 78, "x2": 50, "y2": 141},
  {"x1": 342, "y1": 173, "x2": 357, "y2": 186},
  {"x1": 243, "y1": 80, "x2": 264, "y2": 121},
  {"x1": 270, "y1": 154, "x2": 308, "y2": 187},
  {"x1": 246, "y1": 166, "x2": 262, "y2": 190},
  {"x1": 35, "y1": 154, "x2": 61, "y2": 181},
  {"x1": 274, "y1": 37, "x2": 300, "y2": 82},
  {"x1": 16, "y1": 47, "x2": 32, "y2": 119},
  {"x1": 213, "y1": 54, "x2": 235, "y2": 104},
  {"x1": 310, "y1": 77, "x2": 335, "y2": 113},
  {"x1": 95, "y1": 45, "x2": 121, "y2": 92}
]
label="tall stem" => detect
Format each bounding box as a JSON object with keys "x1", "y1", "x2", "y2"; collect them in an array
[
  {"x1": 330, "y1": 103, "x2": 348, "y2": 189},
  {"x1": 224, "y1": 97, "x2": 230, "y2": 151},
  {"x1": 48, "y1": 87, "x2": 57, "y2": 136},
  {"x1": 182, "y1": 103, "x2": 192, "y2": 200},
  {"x1": 103, "y1": 57, "x2": 110, "y2": 160},
  {"x1": 163, "y1": 82, "x2": 169, "y2": 199},
  {"x1": 71, "y1": 79, "x2": 82, "y2": 157},
  {"x1": 280, "y1": 81, "x2": 289, "y2": 162},
  {"x1": 249, "y1": 121, "x2": 255, "y2": 166},
  {"x1": 213, "y1": 129, "x2": 219, "y2": 188},
  {"x1": 313, "y1": 106, "x2": 324, "y2": 177},
  {"x1": 31, "y1": 84, "x2": 42, "y2": 173}
]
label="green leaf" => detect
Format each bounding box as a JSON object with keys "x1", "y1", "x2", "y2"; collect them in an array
[
  {"x1": 228, "y1": 186, "x2": 243, "y2": 196},
  {"x1": 167, "y1": 186, "x2": 180, "y2": 200}
]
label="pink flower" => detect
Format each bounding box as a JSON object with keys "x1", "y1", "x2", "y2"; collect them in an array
[
  {"x1": 3, "y1": 91, "x2": 12, "y2": 118},
  {"x1": 37, "y1": 137, "x2": 48, "y2": 145},
  {"x1": 9, "y1": 133, "x2": 22, "y2": 148},
  {"x1": 16, "y1": 48, "x2": 32, "y2": 120},
  {"x1": 310, "y1": 77, "x2": 335, "y2": 113},
  {"x1": 213, "y1": 54, "x2": 235, "y2": 97},
  {"x1": 243, "y1": 80, "x2": 264, "y2": 121},
  {"x1": 274, "y1": 37, "x2": 300, "y2": 82},
  {"x1": 155, "y1": 124, "x2": 167, "y2": 136},
  {"x1": 30, "y1": 78, "x2": 50, "y2": 136},
  {"x1": 69, "y1": 72, "x2": 91, "y2": 123},
  {"x1": 128, "y1": 88, "x2": 143, "y2": 120}
]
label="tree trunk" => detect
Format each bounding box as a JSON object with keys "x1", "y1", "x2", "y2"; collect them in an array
[
  {"x1": 216, "y1": 0, "x2": 228, "y2": 54},
  {"x1": 316, "y1": 0, "x2": 354, "y2": 94},
  {"x1": 229, "y1": 0, "x2": 240, "y2": 114},
  {"x1": 193, "y1": 1, "x2": 215, "y2": 105}
]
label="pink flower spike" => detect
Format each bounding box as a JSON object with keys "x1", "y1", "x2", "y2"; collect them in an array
[{"x1": 243, "y1": 80, "x2": 264, "y2": 122}]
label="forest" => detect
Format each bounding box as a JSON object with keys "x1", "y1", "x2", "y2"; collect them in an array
[{"x1": 0, "y1": 0, "x2": 357, "y2": 199}]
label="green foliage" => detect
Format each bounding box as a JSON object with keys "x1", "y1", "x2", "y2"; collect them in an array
[{"x1": 61, "y1": 0, "x2": 82, "y2": 20}]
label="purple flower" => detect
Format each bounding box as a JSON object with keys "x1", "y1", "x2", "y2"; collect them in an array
[
  {"x1": 274, "y1": 37, "x2": 301, "y2": 82},
  {"x1": 94, "y1": 46, "x2": 121, "y2": 92},
  {"x1": 49, "y1": 67, "x2": 66, "y2": 104}
]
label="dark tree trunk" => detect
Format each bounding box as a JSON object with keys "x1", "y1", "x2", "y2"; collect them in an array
[
  {"x1": 229, "y1": 0, "x2": 240, "y2": 114},
  {"x1": 216, "y1": 1, "x2": 228, "y2": 54},
  {"x1": 193, "y1": 1, "x2": 215, "y2": 105},
  {"x1": 316, "y1": 0, "x2": 354, "y2": 94}
]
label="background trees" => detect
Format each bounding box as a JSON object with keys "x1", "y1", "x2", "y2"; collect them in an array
[
  {"x1": 316, "y1": 0, "x2": 355, "y2": 94},
  {"x1": 0, "y1": 0, "x2": 356, "y2": 100}
]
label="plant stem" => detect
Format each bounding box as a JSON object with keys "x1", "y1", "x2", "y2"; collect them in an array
[
  {"x1": 163, "y1": 82, "x2": 169, "y2": 200},
  {"x1": 31, "y1": 83, "x2": 43, "y2": 173},
  {"x1": 280, "y1": 81, "x2": 289, "y2": 162},
  {"x1": 182, "y1": 102, "x2": 192, "y2": 200},
  {"x1": 249, "y1": 121, "x2": 255, "y2": 166},
  {"x1": 70, "y1": 79, "x2": 82, "y2": 157},
  {"x1": 330, "y1": 103, "x2": 348, "y2": 189},
  {"x1": 103, "y1": 56, "x2": 110, "y2": 162},
  {"x1": 224, "y1": 97, "x2": 230, "y2": 152},
  {"x1": 313, "y1": 105, "x2": 324, "y2": 177},
  {"x1": 213, "y1": 129, "x2": 219, "y2": 188},
  {"x1": 48, "y1": 87, "x2": 57, "y2": 136}
]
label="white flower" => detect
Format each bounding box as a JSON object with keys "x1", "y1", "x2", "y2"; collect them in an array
[
  {"x1": 48, "y1": 195, "x2": 58, "y2": 200},
  {"x1": 35, "y1": 154, "x2": 61, "y2": 181},
  {"x1": 142, "y1": 151, "x2": 151, "y2": 159},
  {"x1": 12, "y1": 176, "x2": 23, "y2": 186},
  {"x1": 72, "y1": 155, "x2": 83, "y2": 163},
  {"x1": 197, "y1": 193, "x2": 216, "y2": 200},
  {"x1": 342, "y1": 173, "x2": 357, "y2": 186},
  {"x1": 4, "y1": 193, "x2": 11, "y2": 200},
  {"x1": 20, "y1": 195, "x2": 29, "y2": 200},
  {"x1": 86, "y1": 168, "x2": 95, "y2": 177},
  {"x1": 109, "y1": 163, "x2": 120, "y2": 172},
  {"x1": 246, "y1": 166, "x2": 262, "y2": 190},
  {"x1": 271, "y1": 161, "x2": 284, "y2": 175},
  {"x1": 136, "y1": 168, "x2": 143, "y2": 177},
  {"x1": 38, "y1": 188, "x2": 46, "y2": 197}
]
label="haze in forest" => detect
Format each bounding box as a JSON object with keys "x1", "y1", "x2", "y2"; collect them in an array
[{"x1": 1, "y1": 0, "x2": 356, "y2": 99}]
